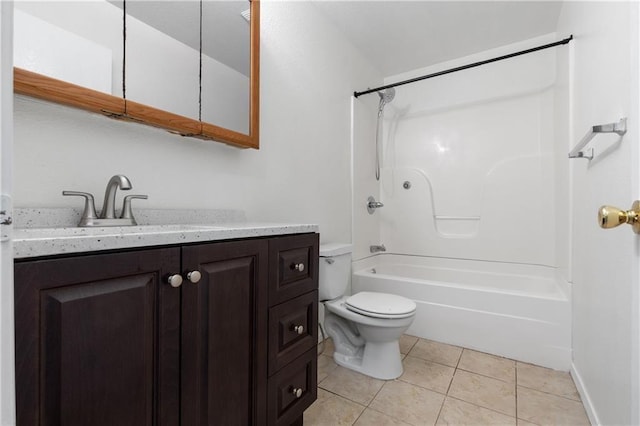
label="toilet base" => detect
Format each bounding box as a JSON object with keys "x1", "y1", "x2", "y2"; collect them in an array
[{"x1": 333, "y1": 340, "x2": 404, "y2": 380}]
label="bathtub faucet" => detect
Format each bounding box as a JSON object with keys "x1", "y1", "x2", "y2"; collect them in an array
[
  {"x1": 370, "y1": 244, "x2": 386, "y2": 253},
  {"x1": 367, "y1": 196, "x2": 384, "y2": 214}
]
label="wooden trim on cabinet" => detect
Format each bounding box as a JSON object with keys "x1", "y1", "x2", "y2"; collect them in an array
[
  {"x1": 123, "y1": 99, "x2": 202, "y2": 136},
  {"x1": 200, "y1": 122, "x2": 256, "y2": 149},
  {"x1": 249, "y1": 0, "x2": 260, "y2": 147},
  {"x1": 14, "y1": 67, "x2": 125, "y2": 116}
]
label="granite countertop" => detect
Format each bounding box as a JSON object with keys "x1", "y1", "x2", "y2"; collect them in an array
[{"x1": 12, "y1": 208, "x2": 318, "y2": 259}]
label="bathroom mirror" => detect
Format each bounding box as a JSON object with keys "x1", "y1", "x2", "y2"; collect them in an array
[
  {"x1": 13, "y1": 0, "x2": 261, "y2": 149},
  {"x1": 13, "y1": 1, "x2": 126, "y2": 114},
  {"x1": 201, "y1": 0, "x2": 251, "y2": 135},
  {"x1": 123, "y1": 1, "x2": 201, "y2": 124}
]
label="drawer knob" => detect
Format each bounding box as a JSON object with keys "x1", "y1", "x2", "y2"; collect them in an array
[
  {"x1": 187, "y1": 270, "x2": 202, "y2": 283},
  {"x1": 293, "y1": 325, "x2": 305, "y2": 335},
  {"x1": 167, "y1": 274, "x2": 183, "y2": 288},
  {"x1": 292, "y1": 387, "x2": 303, "y2": 398},
  {"x1": 291, "y1": 263, "x2": 305, "y2": 272}
]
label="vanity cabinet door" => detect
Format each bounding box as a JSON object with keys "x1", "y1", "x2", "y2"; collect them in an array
[
  {"x1": 14, "y1": 248, "x2": 181, "y2": 426},
  {"x1": 181, "y1": 239, "x2": 269, "y2": 426}
]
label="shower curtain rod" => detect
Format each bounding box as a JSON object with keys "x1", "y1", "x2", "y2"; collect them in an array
[{"x1": 353, "y1": 35, "x2": 573, "y2": 98}]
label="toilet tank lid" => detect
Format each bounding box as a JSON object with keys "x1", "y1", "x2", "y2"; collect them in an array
[{"x1": 319, "y1": 243, "x2": 352, "y2": 257}]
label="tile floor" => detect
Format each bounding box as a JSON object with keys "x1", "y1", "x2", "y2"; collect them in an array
[{"x1": 305, "y1": 336, "x2": 590, "y2": 426}]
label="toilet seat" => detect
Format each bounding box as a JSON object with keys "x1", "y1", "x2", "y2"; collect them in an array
[{"x1": 345, "y1": 292, "x2": 416, "y2": 319}]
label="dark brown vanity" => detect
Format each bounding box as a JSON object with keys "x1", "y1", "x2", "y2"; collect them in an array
[{"x1": 14, "y1": 232, "x2": 318, "y2": 425}]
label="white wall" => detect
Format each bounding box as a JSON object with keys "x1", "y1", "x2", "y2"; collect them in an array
[
  {"x1": 12, "y1": 1, "x2": 382, "y2": 247},
  {"x1": 558, "y1": 2, "x2": 639, "y2": 425},
  {"x1": 369, "y1": 35, "x2": 561, "y2": 267}
]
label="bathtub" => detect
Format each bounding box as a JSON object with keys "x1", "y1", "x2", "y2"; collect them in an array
[{"x1": 351, "y1": 254, "x2": 571, "y2": 370}]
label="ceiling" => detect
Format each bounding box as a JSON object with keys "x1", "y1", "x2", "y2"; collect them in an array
[
  {"x1": 116, "y1": 1, "x2": 562, "y2": 81},
  {"x1": 312, "y1": 1, "x2": 563, "y2": 77}
]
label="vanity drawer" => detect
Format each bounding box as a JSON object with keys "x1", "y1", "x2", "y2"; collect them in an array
[
  {"x1": 269, "y1": 291, "x2": 318, "y2": 375},
  {"x1": 269, "y1": 234, "x2": 319, "y2": 306},
  {"x1": 268, "y1": 347, "x2": 317, "y2": 426}
]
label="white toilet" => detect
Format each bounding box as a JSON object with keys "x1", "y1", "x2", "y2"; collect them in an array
[{"x1": 320, "y1": 243, "x2": 416, "y2": 380}]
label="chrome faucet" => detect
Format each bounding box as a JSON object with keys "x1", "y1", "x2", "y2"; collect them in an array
[
  {"x1": 101, "y1": 175, "x2": 132, "y2": 219},
  {"x1": 367, "y1": 196, "x2": 384, "y2": 214},
  {"x1": 370, "y1": 244, "x2": 386, "y2": 253},
  {"x1": 63, "y1": 175, "x2": 147, "y2": 227}
]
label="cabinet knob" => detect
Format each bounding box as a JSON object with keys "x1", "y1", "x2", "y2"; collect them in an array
[
  {"x1": 291, "y1": 263, "x2": 305, "y2": 272},
  {"x1": 167, "y1": 274, "x2": 183, "y2": 288},
  {"x1": 292, "y1": 325, "x2": 304, "y2": 335},
  {"x1": 187, "y1": 270, "x2": 202, "y2": 283},
  {"x1": 291, "y1": 387, "x2": 303, "y2": 398}
]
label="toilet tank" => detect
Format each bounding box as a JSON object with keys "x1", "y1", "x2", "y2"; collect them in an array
[{"x1": 319, "y1": 243, "x2": 352, "y2": 301}]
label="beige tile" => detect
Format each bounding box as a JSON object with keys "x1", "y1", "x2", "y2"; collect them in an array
[
  {"x1": 458, "y1": 349, "x2": 516, "y2": 383},
  {"x1": 448, "y1": 370, "x2": 515, "y2": 417},
  {"x1": 369, "y1": 380, "x2": 445, "y2": 426},
  {"x1": 318, "y1": 354, "x2": 338, "y2": 383},
  {"x1": 400, "y1": 356, "x2": 455, "y2": 393},
  {"x1": 517, "y1": 362, "x2": 580, "y2": 401},
  {"x1": 516, "y1": 420, "x2": 539, "y2": 426},
  {"x1": 436, "y1": 397, "x2": 516, "y2": 426},
  {"x1": 320, "y1": 337, "x2": 335, "y2": 357},
  {"x1": 319, "y1": 365, "x2": 385, "y2": 405},
  {"x1": 304, "y1": 389, "x2": 365, "y2": 426},
  {"x1": 400, "y1": 334, "x2": 419, "y2": 355},
  {"x1": 408, "y1": 339, "x2": 463, "y2": 367},
  {"x1": 354, "y1": 408, "x2": 413, "y2": 426},
  {"x1": 517, "y1": 386, "x2": 590, "y2": 426}
]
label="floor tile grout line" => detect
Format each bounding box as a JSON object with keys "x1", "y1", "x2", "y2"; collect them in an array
[
  {"x1": 433, "y1": 393, "x2": 448, "y2": 426},
  {"x1": 445, "y1": 395, "x2": 519, "y2": 421},
  {"x1": 403, "y1": 353, "x2": 460, "y2": 369},
  {"x1": 364, "y1": 378, "x2": 392, "y2": 412},
  {"x1": 516, "y1": 383, "x2": 584, "y2": 403},
  {"x1": 349, "y1": 404, "x2": 367, "y2": 426},
  {"x1": 455, "y1": 365, "x2": 517, "y2": 385},
  {"x1": 396, "y1": 376, "x2": 449, "y2": 397},
  {"x1": 316, "y1": 386, "x2": 368, "y2": 409}
]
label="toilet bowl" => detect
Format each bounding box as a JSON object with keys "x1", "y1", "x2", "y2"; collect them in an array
[{"x1": 319, "y1": 244, "x2": 416, "y2": 380}]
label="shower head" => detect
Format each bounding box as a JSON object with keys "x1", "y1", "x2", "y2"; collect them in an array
[
  {"x1": 378, "y1": 88, "x2": 396, "y2": 104},
  {"x1": 377, "y1": 88, "x2": 395, "y2": 116}
]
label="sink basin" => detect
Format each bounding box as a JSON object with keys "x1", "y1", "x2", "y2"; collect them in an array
[{"x1": 14, "y1": 224, "x2": 227, "y2": 240}]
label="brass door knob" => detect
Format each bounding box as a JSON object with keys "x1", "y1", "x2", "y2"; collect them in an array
[{"x1": 598, "y1": 201, "x2": 640, "y2": 234}]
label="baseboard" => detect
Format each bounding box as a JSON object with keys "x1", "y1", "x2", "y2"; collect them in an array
[{"x1": 571, "y1": 362, "x2": 599, "y2": 425}]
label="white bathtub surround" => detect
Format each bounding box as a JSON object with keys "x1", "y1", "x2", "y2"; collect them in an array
[
  {"x1": 352, "y1": 254, "x2": 571, "y2": 371},
  {"x1": 372, "y1": 34, "x2": 560, "y2": 267}
]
